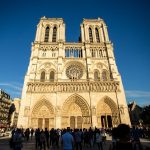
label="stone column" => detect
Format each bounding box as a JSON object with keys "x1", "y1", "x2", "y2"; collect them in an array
[
  {"x1": 106, "y1": 115, "x2": 108, "y2": 128},
  {"x1": 62, "y1": 24, "x2": 65, "y2": 42},
  {"x1": 85, "y1": 25, "x2": 89, "y2": 42},
  {"x1": 49, "y1": 25, "x2": 53, "y2": 42},
  {"x1": 93, "y1": 26, "x2": 96, "y2": 43},
  {"x1": 35, "y1": 24, "x2": 42, "y2": 42},
  {"x1": 41, "y1": 26, "x2": 45, "y2": 42},
  {"x1": 57, "y1": 25, "x2": 59, "y2": 42},
  {"x1": 42, "y1": 118, "x2": 45, "y2": 129},
  {"x1": 55, "y1": 116, "x2": 61, "y2": 129},
  {"x1": 55, "y1": 106, "x2": 61, "y2": 129},
  {"x1": 92, "y1": 106, "x2": 97, "y2": 127},
  {"x1": 75, "y1": 117, "x2": 77, "y2": 128},
  {"x1": 100, "y1": 26, "x2": 105, "y2": 42},
  {"x1": 81, "y1": 46, "x2": 85, "y2": 58},
  {"x1": 59, "y1": 23, "x2": 65, "y2": 41},
  {"x1": 80, "y1": 25, "x2": 85, "y2": 42},
  {"x1": 103, "y1": 24, "x2": 109, "y2": 42},
  {"x1": 99, "y1": 116, "x2": 102, "y2": 128}
]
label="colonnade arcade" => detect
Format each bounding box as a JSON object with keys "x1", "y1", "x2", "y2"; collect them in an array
[{"x1": 30, "y1": 95, "x2": 119, "y2": 129}]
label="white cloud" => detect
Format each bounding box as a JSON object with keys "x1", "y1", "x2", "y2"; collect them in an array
[
  {"x1": 126, "y1": 90, "x2": 150, "y2": 98},
  {"x1": 0, "y1": 82, "x2": 23, "y2": 98},
  {"x1": 0, "y1": 82, "x2": 22, "y2": 91},
  {"x1": 11, "y1": 82, "x2": 23, "y2": 87}
]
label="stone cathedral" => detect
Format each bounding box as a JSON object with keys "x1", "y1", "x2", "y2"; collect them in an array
[{"x1": 17, "y1": 17, "x2": 131, "y2": 129}]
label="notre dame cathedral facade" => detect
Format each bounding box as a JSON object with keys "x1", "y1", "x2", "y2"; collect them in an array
[{"x1": 17, "y1": 17, "x2": 131, "y2": 129}]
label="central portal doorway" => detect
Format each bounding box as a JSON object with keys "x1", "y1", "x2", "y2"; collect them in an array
[
  {"x1": 38, "y1": 118, "x2": 49, "y2": 129},
  {"x1": 61, "y1": 94, "x2": 90, "y2": 129},
  {"x1": 70, "y1": 116, "x2": 82, "y2": 129},
  {"x1": 101, "y1": 115, "x2": 112, "y2": 128},
  {"x1": 37, "y1": 118, "x2": 54, "y2": 129}
]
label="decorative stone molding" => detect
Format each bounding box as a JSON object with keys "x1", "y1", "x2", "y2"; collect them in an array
[
  {"x1": 90, "y1": 46, "x2": 107, "y2": 58},
  {"x1": 24, "y1": 106, "x2": 30, "y2": 117},
  {"x1": 64, "y1": 43, "x2": 83, "y2": 50},
  {"x1": 55, "y1": 106, "x2": 61, "y2": 116},
  {"x1": 40, "y1": 45, "x2": 59, "y2": 51},
  {"x1": 96, "y1": 62, "x2": 108, "y2": 70},
  {"x1": 66, "y1": 64, "x2": 83, "y2": 79},
  {"x1": 31, "y1": 99, "x2": 54, "y2": 118},
  {"x1": 82, "y1": 116, "x2": 91, "y2": 124},
  {"x1": 38, "y1": 62, "x2": 56, "y2": 73},
  {"x1": 65, "y1": 46, "x2": 82, "y2": 50},
  {"x1": 92, "y1": 106, "x2": 96, "y2": 115},
  {"x1": 61, "y1": 94, "x2": 90, "y2": 116},
  {"x1": 27, "y1": 81, "x2": 120, "y2": 93},
  {"x1": 90, "y1": 46, "x2": 105, "y2": 50}
]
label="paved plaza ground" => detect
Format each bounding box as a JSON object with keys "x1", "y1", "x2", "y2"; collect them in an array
[{"x1": 0, "y1": 135, "x2": 150, "y2": 150}]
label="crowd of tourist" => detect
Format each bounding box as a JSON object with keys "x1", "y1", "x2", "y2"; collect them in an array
[{"x1": 8, "y1": 124, "x2": 150, "y2": 150}]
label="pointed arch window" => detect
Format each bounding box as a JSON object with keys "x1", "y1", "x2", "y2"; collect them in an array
[
  {"x1": 102, "y1": 70, "x2": 108, "y2": 81},
  {"x1": 49, "y1": 71, "x2": 55, "y2": 82},
  {"x1": 44, "y1": 26, "x2": 50, "y2": 42},
  {"x1": 94, "y1": 70, "x2": 100, "y2": 80},
  {"x1": 40, "y1": 71, "x2": 45, "y2": 82},
  {"x1": 95, "y1": 28, "x2": 100, "y2": 43},
  {"x1": 52, "y1": 26, "x2": 57, "y2": 42},
  {"x1": 89, "y1": 27, "x2": 93, "y2": 43}
]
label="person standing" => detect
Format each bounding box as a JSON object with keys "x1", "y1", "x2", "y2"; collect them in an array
[
  {"x1": 131, "y1": 126, "x2": 142, "y2": 150},
  {"x1": 13, "y1": 129, "x2": 23, "y2": 150},
  {"x1": 35, "y1": 128, "x2": 40, "y2": 149},
  {"x1": 61, "y1": 127, "x2": 74, "y2": 150},
  {"x1": 95, "y1": 129, "x2": 103, "y2": 150},
  {"x1": 44, "y1": 128, "x2": 49, "y2": 148},
  {"x1": 40, "y1": 130, "x2": 46, "y2": 150},
  {"x1": 109, "y1": 124, "x2": 133, "y2": 150},
  {"x1": 74, "y1": 129, "x2": 82, "y2": 150}
]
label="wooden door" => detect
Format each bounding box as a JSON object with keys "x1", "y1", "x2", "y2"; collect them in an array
[
  {"x1": 70, "y1": 116, "x2": 75, "y2": 129},
  {"x1": 38, "y1": 118, "x2": 43, "y2": 129},
  {"x1": 77, "y1": 116, "x2": 82, "y2": 129},
  {"x1": 45, "y1": 118, "x2": 49, "y2": 129}
]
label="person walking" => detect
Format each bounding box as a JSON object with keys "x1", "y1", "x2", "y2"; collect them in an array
[
  {"x1": 30, "y1": 128, "x2": 34, "y2": 140},
  {"x1": 61, "y1": 127, "x2": 74, "y2": 150},
  {"x1": 25, "y1": 128, "x2": 30, "y2": 141}
]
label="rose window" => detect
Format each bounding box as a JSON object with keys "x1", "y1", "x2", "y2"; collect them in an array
[{"x1": 66, "y1": 64, "x2": 83, "y2": 79}]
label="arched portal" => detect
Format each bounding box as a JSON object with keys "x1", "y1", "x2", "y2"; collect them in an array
[
  {"x1": 62, "y1": 94, "x2": 90, "y2": 129},
  {"x1": 31, "y1": 100, "x2": 54, "y2": 129},
  {"x1": 97, "y1": 96, "x2": 119, "y2": 128}
]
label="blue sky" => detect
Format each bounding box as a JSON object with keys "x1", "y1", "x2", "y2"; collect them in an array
[{"x1": 0, "y1": 0, "x2": 150, "y2": 106}]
